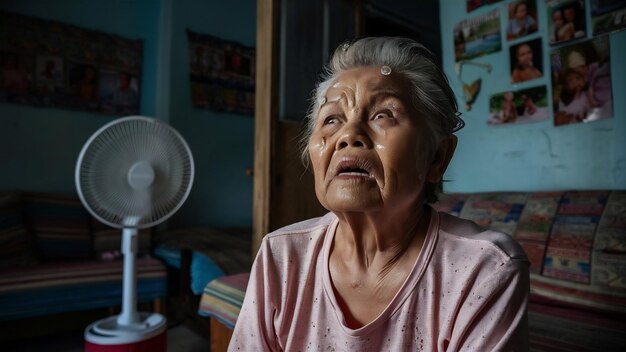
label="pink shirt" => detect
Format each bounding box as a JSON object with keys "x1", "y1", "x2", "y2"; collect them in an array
[{"x1": 230, "y1": 209, "x2": 529, "y2": 351}]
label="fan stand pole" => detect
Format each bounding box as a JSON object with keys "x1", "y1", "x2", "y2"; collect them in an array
[{"x1": 117, "y1": 227, "x2": 139, "y2": 326}]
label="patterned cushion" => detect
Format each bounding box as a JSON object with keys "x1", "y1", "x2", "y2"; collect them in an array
[
  {"x1": 513, "y1": 192, "x2": 563, "y2": 274},
  {"x1": 437, "y1": 191, "x2": 626, "y2": 313},
  {"x1": 22, "y1": 192, "x2": 92, "y2": 259},
  {"x1": 0, "y1": 192, "x2": 38, "y2": 268},
  {"x1": 458, "y1": 192, "x2": 527, "y2": 235},
  {"x1": 198, "y1": 273, "x2": 249, "y2": 329}
]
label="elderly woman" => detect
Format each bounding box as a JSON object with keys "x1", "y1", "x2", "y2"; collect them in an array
[{"x1": 230, "y1": 37, "x2": 529, "y2": 351}]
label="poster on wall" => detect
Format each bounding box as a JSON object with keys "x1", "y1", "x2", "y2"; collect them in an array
[
  {"x1": 506, "y1": 0, "x2": 539, "y2": 41},
  {"x1": 591, "y1": 0, "x2": 626, "y2": 36},
  {"x1": 550, "y1": 36, "x2": 613, "y2": 126},
  {"x1": 187, "y1": 30, "x2": 255, "y2": 116},
  {"x1": 0, "y1": 11, "x2": 142, "y2": 115},
  {"x1": 454, "y1": 9, "x2": 502, "y2": 62},
  {"x1": 488, "y1": 85, "x2": 549, "y2": 125},
  {"x1": 547, "y1": 0, "x2": 587, "y2": 46},
  {"x1": 467, "y1": 0, "x2": 504, "y2": 13},
  {"x1": 509, "y1": 38, "x2": 544, "y2": 83}
]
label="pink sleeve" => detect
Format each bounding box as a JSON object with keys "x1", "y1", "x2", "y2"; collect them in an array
[
  {"x1": 448, "y1": 259, "x2": 529, "y2": 352},
  {"x1": 228, "y1": 239, "x2": 281, "y2": 352}
]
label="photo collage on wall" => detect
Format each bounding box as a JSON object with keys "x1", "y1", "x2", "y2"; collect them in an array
[
  {"x1": 187, "y1": 30, "x2": 255, "y2": 116},
  {"x1": 455, "y1": 0, "x2": 621, "y2": 127},
  {"x1": 0, "y1": 11, "x2": 143, "y2": 115}
]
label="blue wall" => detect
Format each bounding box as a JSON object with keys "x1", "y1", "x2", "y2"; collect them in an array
[
  {"x1": 0, "y1": 0, "x2": 161, "y2": 194},
  {"x1": 167, "y1": 0, "x2": 255, "y2": 228},
  {"x1": 439, "y1": 0, "x2": 626, "y2": 192},
  {"x1": 0, "y1": 0, "x2": 256, "y2": 228}
]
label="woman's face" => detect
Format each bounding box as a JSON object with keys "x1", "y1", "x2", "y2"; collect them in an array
[
  {"x1": 517, "y1": 44, "x2": 533, "y2": 66},
  {"x1": 308, "y1": 66, "x2": 441, "y2": 213}
]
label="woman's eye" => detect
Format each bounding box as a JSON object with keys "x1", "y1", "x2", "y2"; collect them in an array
[
  {"x1": 373, "y1": 111, "x2": 391, "y2": 120},
  {"x1": 323, "y1": 116, "x2": 338, "y2": 125}
]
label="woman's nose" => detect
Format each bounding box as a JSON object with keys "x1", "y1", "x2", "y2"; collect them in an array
[{"x1": 336, "y1": 122, "x2": 372, "y2": 150}]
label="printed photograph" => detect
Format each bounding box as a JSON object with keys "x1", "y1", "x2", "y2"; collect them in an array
[
  {"x1": 99, "y1": 70, "x2": 140, "y2": 115},
  {"x1": 547, "y1": 0, "x2": 587, "y2": 46},
  {"x1": 67, "y1": 62, "x2": 99, "y2": 109},
  {"x1": 507, "y1": 0, "x2": 539, "y2": 41},
  {"x1": 488, "y1": 85, "x2": 549, "y2": 125},
  {"x1": 551, "y1": 36, "x2": 613, "y2": 126},
  {"x1": 0, "y1": 51, "x2": 33, "y2": 101},
  {"x1": 510, "y1": 38, "x2": 543, "y2": 83},
  {"x1": 453, "y1": 9, "x2": 502, "y2": 62},
  {"x1": 591, "y1": 0, "x2": 626, "y2": 36},
  {"x1": 467, "y1": 0, "x2": 504, "y2": 13},
  {"x1": 35, "y1": 55, "x2": 64, "y2": 96}
]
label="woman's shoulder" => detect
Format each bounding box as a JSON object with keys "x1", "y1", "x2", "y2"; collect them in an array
[{"x1": 436, "y1": 211, "x2": 527, "y2": 262}]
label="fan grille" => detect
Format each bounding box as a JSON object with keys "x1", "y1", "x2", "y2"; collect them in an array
[{"x1": 76, "y1": 116, "x2": 194, "y2": 229}]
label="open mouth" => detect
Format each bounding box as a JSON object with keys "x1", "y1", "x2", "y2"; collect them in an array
[
  {"x1": 338, "y1": 167, "x2": 370, "y2": 176},
  {"x1": 334, "y1": 158, "x2": 374, "y2": 178}
]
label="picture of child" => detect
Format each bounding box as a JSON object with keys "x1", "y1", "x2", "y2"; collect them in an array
[
  {"x1": 548, "y1": 0, "x2": 587, "y2": 45},
  {"x1": 551, "y1": 36, "x2": 613, "y2": 126},
  {"x1": 489, "y1": 86, "x2": 549, "y2": 125},
  {"x1": 558, "y1": 69, "x2": 589, "y2": 123},
  {"x1": 507, "y1": 0, "x2": 538, "y2": 40},
  {"x1": 510, "y1": 38, "x2": 543, "y2": 83}
]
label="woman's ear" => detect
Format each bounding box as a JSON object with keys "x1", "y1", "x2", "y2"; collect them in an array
[{"x1": 426, "y1": 135, "x2": 458, "y2": 183}]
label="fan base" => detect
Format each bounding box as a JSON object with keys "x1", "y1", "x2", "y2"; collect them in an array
[{"x1": 84, "y1": 312, "x2": 167, "y2": 351}]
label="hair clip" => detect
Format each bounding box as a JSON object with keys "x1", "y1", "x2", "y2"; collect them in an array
[
  {"x1": 381, "y1": 65, "x2": 392, "y2": 75},
  {"x1": 341, "y1": 43, "x2": 350, "y2": 51}
]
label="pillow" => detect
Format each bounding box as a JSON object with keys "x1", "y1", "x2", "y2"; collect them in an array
[
  {"x1": 432, "y1": 193, "x2": 470, "y2": 217},
  {"x1": 191, "y1": 251, "x2": 225, "y2": 295},
  {"x1": 153, "y1": 244, "x2": 225, "y2": 295},
  {"x1": 22, "y1": 192, "x2": 92, "y2": 260},
  {"x1": 513, "y1": 192, "x2": 563, "y2": 274},
  {"x1": 0, "y1": 191, "x2": 38, "y2": 268},
  {"x1": 532, "y1": 191, "x2": 626, "y2": 313},
  {"x1": 458, "y1": 192, "x2": 528, "y2": 235},
  {"x1": 440, "y1": 190, "x2": 626, "y2": 314}
]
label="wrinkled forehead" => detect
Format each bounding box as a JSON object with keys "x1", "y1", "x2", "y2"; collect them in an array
[{"x1": 321, "y1": 67, "x2": 413, "y2": 106}]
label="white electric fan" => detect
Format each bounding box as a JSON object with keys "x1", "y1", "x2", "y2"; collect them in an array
[{"x1": 75, "y1": 116, "x2": 194, "y2": 349}]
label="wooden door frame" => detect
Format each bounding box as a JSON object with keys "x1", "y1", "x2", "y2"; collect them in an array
[{"x1": 253, "y1": 0, "x2": 278, "y2": 256}]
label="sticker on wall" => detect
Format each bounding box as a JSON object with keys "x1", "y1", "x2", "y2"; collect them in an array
[
  {"x1": 467, "y1": 0, "x2": 504, "y2": 13},
  {"x1": 551, "y1": 36, "x2": 613, "y2": 126},
  {"x1": 455, "y1": 60, "x2": 492, "y2": 111},
  {"x1": 590, "y1": 0, "x2": 626, "y2": 36},
  {"x1": 488, "y1": 85, "x2": 549, "y2": 125},
  {"x1": 509, "y1": 38, "x2": 544, "y2": 84},
  {"x1": 547, "y1": 0, "x2": 588, "y2": 46},
  {"x1": 453, "y1": 9, "x2": 502, "y2": 62},
  {"x1": 506, "y1": 0, "x2": 539, "y2": 41}
]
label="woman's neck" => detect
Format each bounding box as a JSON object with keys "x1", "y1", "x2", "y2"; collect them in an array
[{"x1": 333, "y1": 204, "x2": 430, "y2": 273}]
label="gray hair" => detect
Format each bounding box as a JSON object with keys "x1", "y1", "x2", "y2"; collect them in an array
[{"x1": 299, "y1": 37, "x2": 464, "y2": 203}]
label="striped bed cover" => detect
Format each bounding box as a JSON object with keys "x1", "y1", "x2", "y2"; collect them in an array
[
  {"x1": 0, "y1": 257, "x2": 167, "y2": 321},
  {"x1": 198, "y1": 273, "x2": 249, "y2": 329}
]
